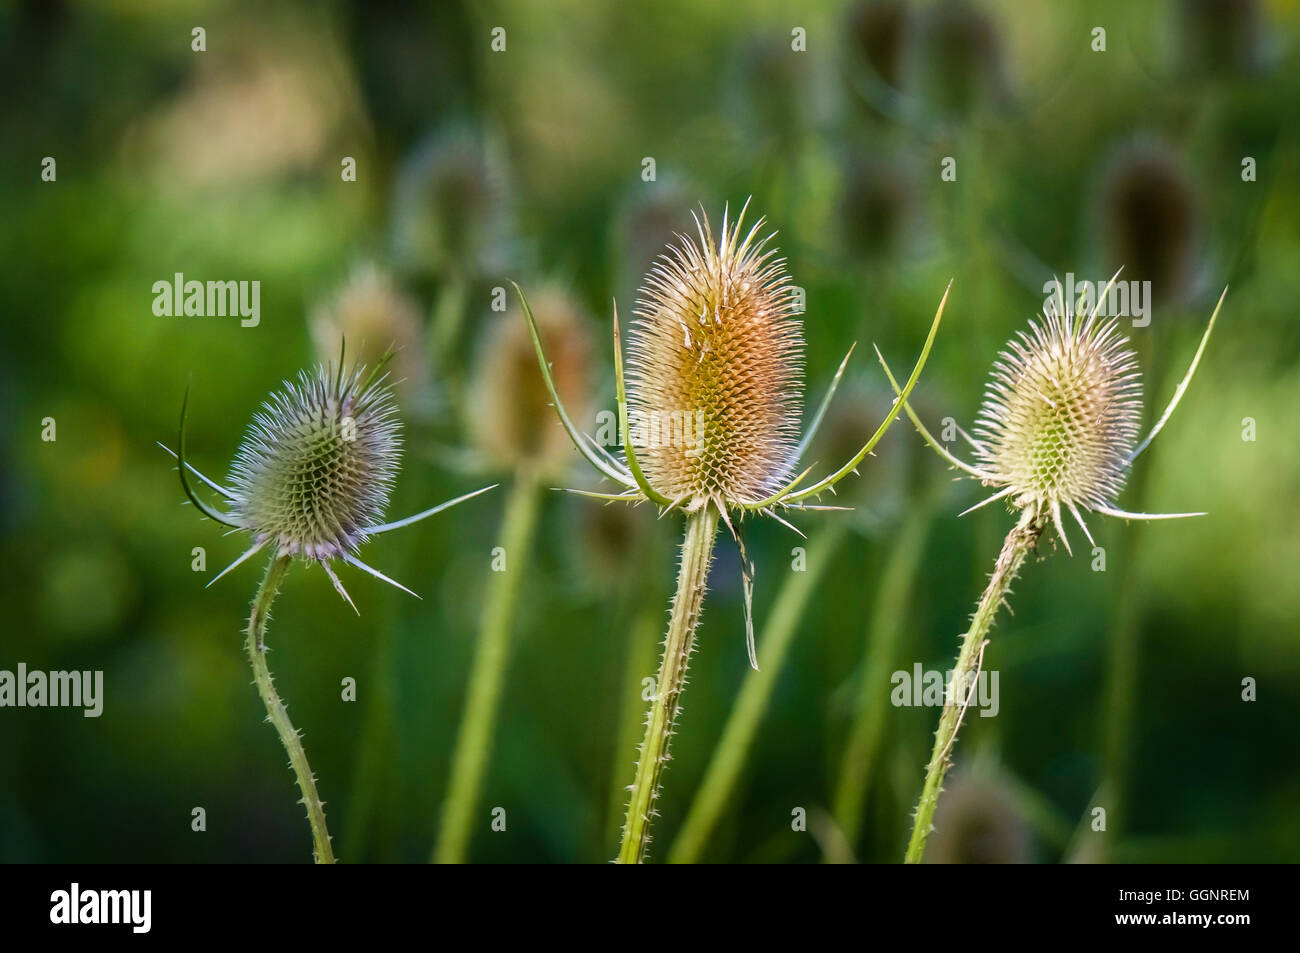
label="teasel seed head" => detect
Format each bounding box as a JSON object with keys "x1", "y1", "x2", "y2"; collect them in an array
[
  {"x1": 626, "y1": 203, "x2": 804, "y2": 511},
  {"x1": 309, "y1": 265, "x2": 434, "y2": 415},
  {"x1": 926, "y1": 771, "x2": 1032, "y2": 865},
  {"x1": 391, "y1": 126, "x2": 510, "y2": 278},
  {"x1": 227, "y1": 360, "x2": 402, "y2": 560},
  {"x1": 471, "y1": 286, "x2": 593, "y2": 475},
  {"x1": 913, "y1": 0, "x2": 1009, "y2": 118},
  {"x1": 973, "y1": 301, "x2": 1142, "y2": 520}
]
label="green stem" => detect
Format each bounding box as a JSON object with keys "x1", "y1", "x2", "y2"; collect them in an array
[
  {"x1": 434, "y1": 473, "x2": 541, "y2": 863},
  {"x1": 432, "y1": 275, "x2": 468, "y2": 414},
  {"x1": 904, "y1": 507, "x2": 1042, "y2": 864},
  {"x1": 667, "y1": 522, "x2": 846, "y2": 864},
  {"x1": 1095, "y1": 336, "x2": 1168, "y2": 858},
  {"x1": 245, "y1": 553, "x2": 336, "y2": 864},
  {"x1": 832, "y1": 503, "x2": 934, "y2": 850},
  {"x1": 617, "y1": 504, "x2": 720, "y2": 864},
  {"x1": 607, "y1": 599, "x2": 664, "y2": 851}
]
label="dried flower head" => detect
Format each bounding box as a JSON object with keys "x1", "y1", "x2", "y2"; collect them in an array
[
  {"x1": 516, "y1": 199, "x2": 950, "y2": 665},
  {"x1": 227, "y1": 361, "x2": 401, "y2": 561},
  {"x1": 471, "y1": 286, "x2": 592, "y2": 475},
  {"x1": 309, "y1": 265, "x2": 433, "y2": 415},
  {"x1": 879, "y1": 276, "x2": 1225, "y2": 551},
  {"x1": 972, "y1": 300, "x2": 1142, "y2": 526},
  {"x1": 626, "y1": 205, "x2": 804, "y2": 510},
  {"x1": 163, "y1": 349, "x2": 494, "y2": 609}
]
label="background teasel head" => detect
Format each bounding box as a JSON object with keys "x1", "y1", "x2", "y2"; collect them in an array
[
  {"x1": 164, "y1": 349, "x2": 494, "y2": 608},
  {"x1": 470, "y1": 286, "x2": 593, "y2": 476},
  {"x1": 1094, "y1": 140, "x2": 1201, "y2": 313},
  {"x1": 309, "y1": 264, "x2": 434, "y2": 417},
  {"x1": 390, "y1": 125, "x2": 512, "y2": 278},
  {"x1": 878, "y1": 277, "x2": 1225, "y2": 551},
  {"x1": 925, "y1": 770, "x2": 1033, "y2": 865}
]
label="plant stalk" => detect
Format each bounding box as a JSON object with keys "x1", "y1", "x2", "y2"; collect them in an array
[
  {"x1": 904, "y1": 507, "x2": 1041, "y2": 864},
  {"x1": 434, "y1": 472, "x2": 541, "y2": 863},
  {"x1": 617, "y1": 503, "x2": 719, "y2": 864},
  {"x1": 668, "y1": 521, "x2": 846, "y2": 864},
  {"x1": 245, "y1": 553, "x2": 336, "y2": 864},
  {"x1": 833, "y1": 502, "x2": 934, "y2": 850}
]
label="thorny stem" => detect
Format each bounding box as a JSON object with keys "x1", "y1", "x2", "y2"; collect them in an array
[
  {"x1": 245, "y1": 553, "x2": 336, "y2": 864},
  {"x1": 904, "y1": 507, "x2": 1042, "y2": 864},
  {"x1": 667, "y1": 521, "x2": 847, "y2": 864},
  {"x1": 434, "y1": 472, "x2": 542, "y2": 864},
  {"x1": 617, "y1": 503, "x2": 720, "y2": 864}
]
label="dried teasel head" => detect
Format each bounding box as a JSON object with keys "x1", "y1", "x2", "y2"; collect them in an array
[
  {"x1": 162, "y1": 348, "x2": 495, "y2": 608},
  {"x1": 226, "y1": 361, "x2": 403, "y2": 561},
  {"x1": 626, "y1": 203, "x2": 804, "y2": 511},
  {"x1": 877, "y1": 278, "x2": 1225, "y2": 553},
  {"x1": 471, "y1": 286, "x2": 593, "y2": 476},
  {"x1": 515, "y1": 198, "x2": 950, "y2": 667},
  {"x1": 972, "y1": 300, "x2": 1143, "y2": 523}
]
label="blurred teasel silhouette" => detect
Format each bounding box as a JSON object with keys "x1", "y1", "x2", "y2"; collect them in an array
[
  {"x1": 309, "y1": 263, "x2": 435, "y2": 419},
  {"x1": 1095, "y1": 140, "x2": 1202, "y2": 315},
  {"x1": 517, "y1": 198, "x2": 950, "y2": 862},
  {"x1": 925, "y1": 770, "x2": 1033, "y2": 865}
]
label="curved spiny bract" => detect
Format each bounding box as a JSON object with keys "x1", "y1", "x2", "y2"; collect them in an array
[{"x1": 625, "y1": 203, "x2": 804, "y2": 512}]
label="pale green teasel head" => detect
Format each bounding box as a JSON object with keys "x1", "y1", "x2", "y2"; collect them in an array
[
  {"x1": 514, "y1": 198, "x2": 951, "y2": 667},
  {"x1": 160, "y1": 343, "x2": 496, "y2": 610},
  {"x1": 877, "y1": 273, "x2": 1226, "y2": 552}
]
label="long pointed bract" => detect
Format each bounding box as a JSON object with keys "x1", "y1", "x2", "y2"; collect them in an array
[
  {"x1": 364, "y1": 484, "x2": 498, "y2": 534},
  {"x1": 512, "y1": 281, "x2": 634, "y2": 487},
  {"x1": 613, "y1": 302, "x2": 671, "y2": 505},
  {"x1": 341, "y1": 552, "x2": 421, "y2": 599},
  {"x1": 177, "y1": 386, "x2": 240, "y2": 527},
  {"x1": 1128, "y1": 286, "x2": 1225, "y2": 463},
  {"x1": 782, "y1": 281, "x2": 951, "y2": 504}
]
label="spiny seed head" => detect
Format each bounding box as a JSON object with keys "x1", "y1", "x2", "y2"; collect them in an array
[
  {"x1": 227, "y1": 362, "x2": 401, "y2": 560},
  {"x1": 626, "y1": 204, "x2": 804, "y2": 509},
  {"x1": 471, "y1": 286, "x2": 592, "y2": 474},
  {"x1": 973, "y1": 303, "x2": 1142, "y2": 516}
]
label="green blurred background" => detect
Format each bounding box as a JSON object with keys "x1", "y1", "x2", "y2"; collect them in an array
[{"x1": 2, "y1": 0, "x2": 1298, "y2": 863}]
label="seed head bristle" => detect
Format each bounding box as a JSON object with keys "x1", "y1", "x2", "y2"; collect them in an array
[
  {"x1": 227, "y1": 362, "x2": 401, "y2": 560},
  {"x1": 973, "y1": 301, "x2": 1142, "y2": 516},
  {"x1": 626, "y1": 203, "x2": 804, "y2": 510}
]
